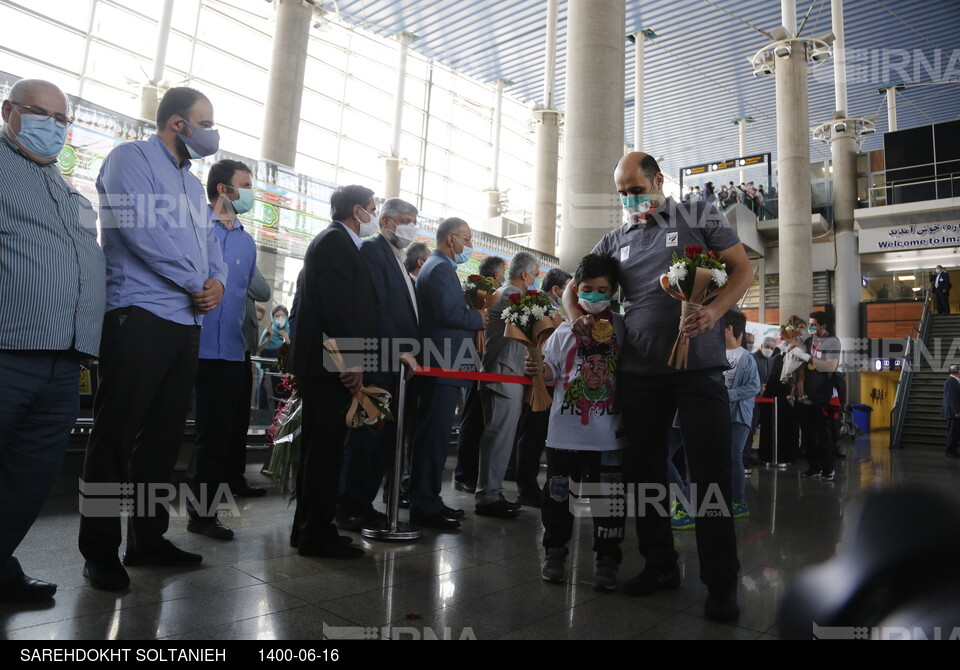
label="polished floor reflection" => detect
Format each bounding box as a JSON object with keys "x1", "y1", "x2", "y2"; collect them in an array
[{"x1": 2, "y1": 432, "x2": 956, "y2": 640}]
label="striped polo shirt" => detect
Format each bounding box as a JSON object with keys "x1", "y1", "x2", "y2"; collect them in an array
[{"x1": 0, "y1": 133, "x2": 106, "y2": 357}]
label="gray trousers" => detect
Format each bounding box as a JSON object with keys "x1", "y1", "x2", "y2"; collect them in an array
[{"x1": 475, "y1": 385, "x2": 525, "y2": 505}]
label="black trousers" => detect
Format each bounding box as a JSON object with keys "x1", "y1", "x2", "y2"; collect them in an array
[
  {"x1": 79, "y1": 307, "x2": 200, "y2": 560},
  {"x1": 947, "y1": 418, "x2": 960, "y2": 453},
  {"x1": 410, "y1": 382, "x2": 461, "y2": 517},
  {"x1": 291, "y1": 376, "x2": 350, "y2": 550},
  {"x1": 619, "y1": 369, "x2": 740, "y2": 590},
  {"x1": 454, "y1": 382, "x2": 484, "y2": 486},
  {"x1": 338, "y1": 372, "x2": 397, "y2": 517},
  {"x1": 0, "y1": 350, "x2": 81, "y2": 583},
  {"x1": 798, "y1": 401, "x2": 834, "y2": 474},
  {"x1": 188, "y1": 358, "x2": 245, "y2": 520},
  {"x1": 515, "y1": 398, "x2": 550, "y2": 497},
  {"x1": 224, "y1": 354, "x2": 254, "y2": 486},
  {"x1": 541, "y1": 448, "x2": 625, "y2": 562}
]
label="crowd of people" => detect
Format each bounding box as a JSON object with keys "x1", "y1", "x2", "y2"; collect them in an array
[
  {"x1": 2, "y1": 80, "x2": 847, "y2": 627},
  {"x1": 683, "y1": 180, "x2": 774, "y2": 220}
]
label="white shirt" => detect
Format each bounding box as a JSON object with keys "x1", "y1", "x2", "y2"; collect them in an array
[{"x1": 388, "y1": 239, "x2": 419, "y2": 323}]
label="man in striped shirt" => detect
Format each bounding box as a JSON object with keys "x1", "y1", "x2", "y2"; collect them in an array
[{"x1": 0, "y1": 79, "x2": 106, "y2": 603}]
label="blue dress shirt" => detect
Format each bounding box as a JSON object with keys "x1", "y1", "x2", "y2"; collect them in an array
[
  {"x1": 199, "y1": 211, "x2": 258, "y2": 361},
  {"x1": 96, "y1": 134, "x2": 228, "y2": 326}
]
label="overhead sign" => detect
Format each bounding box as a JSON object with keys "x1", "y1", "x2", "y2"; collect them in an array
[
  {"x1": 859, "y1": 223, "x2": 960, "y2": 253},
  {"x1": 680, "y1": 153, "x2": 769, "y2": 177}
]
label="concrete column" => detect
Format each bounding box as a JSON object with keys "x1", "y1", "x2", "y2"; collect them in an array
[
  {"x1": 384, "y1": 31, "x2": 413, "y2": 198},
  {"x1": 886, "y1": 86, "x2": 898, "y2": 132},
  {"x1": 775, "y1": 0, "x2": 813, "y2": 322},
  {"x1": 531, "y1": 0, "x2": 560, "y2": 256},
  {"x1": 490, "y1": 78, "x2": 506, "y2": 191},
  {"x1": 260, "y1": 0, "x2": 312, "y2": 167},
  {"x1": 631, "y1": 32, "x2": 644, "y2": 150},
  {"x1": 559, "y1": 0, "x2": 625, "y2": 271},
  {"x1": 139, "y1": 0, "x2": 174, "y2": 121},
  {"x1": 532, "y1": 109, "x2": 560, "y2": 255},
  {"x1": 738, "y1": 118, "x2": 748, "y2": 184},
  {"x1": 831, "y1": 0, "x2": 860, "y2": 399}
]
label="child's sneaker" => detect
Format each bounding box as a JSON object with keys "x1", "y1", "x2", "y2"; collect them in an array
[
  {"x1": 672, "y1": 505, "x2": 696, "y2": 531},
  {"x1": 732, "y1": 502, "x2": 750, "y2": 519},
  {"x1": 593, "y1": 556, "x2": 619, "y2": 592},
  {"x1": 541, "y1": 548, "x2": 566, "y2": 583}
]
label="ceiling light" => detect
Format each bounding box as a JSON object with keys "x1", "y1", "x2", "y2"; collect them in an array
[
  {"x1": 810, "y1": 48, "x2": 831, "y2": 63},
  {"x1": 898, "y1": 275, "x2": 915, "y2": 281},
  {"x1": 774, "y1": 45, "x2": 791, "y2": 58}
]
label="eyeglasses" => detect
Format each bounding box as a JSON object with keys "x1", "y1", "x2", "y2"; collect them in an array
[
  {"x1": 453, "y1": 233, "x2": 473, "y2": 246},
  {"x1": 10, "y1": 101, "x2": 73, "y2": 129}
]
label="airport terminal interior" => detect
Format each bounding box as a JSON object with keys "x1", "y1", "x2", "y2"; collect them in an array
[{"x1": 2, "y1": 0, "x2": 960, "y2": 641}]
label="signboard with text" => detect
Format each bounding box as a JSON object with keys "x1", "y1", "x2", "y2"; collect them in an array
[{"x1": 859, "y1": 223, "x2": 960, "y2": 253}]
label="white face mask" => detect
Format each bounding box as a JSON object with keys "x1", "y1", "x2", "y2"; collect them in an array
[
  {"x1": 761, "y1": 348, "x2": 773, "y2": 358},
  {"x1": 358, "y1": 207, "x2": 379, "y2": 237},
  {"x1": 393, "y1": 222, "x2": 417, "y2": 249},
  {"x1": 578, "y1": 298, "x2": 611, "y2": 315},
  {"x1": 275, "y1": 315, "x2": 287, "y2": 328}
]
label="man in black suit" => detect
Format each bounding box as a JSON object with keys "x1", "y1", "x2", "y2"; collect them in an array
[
  {"x1": 336, "y1": 198, "x2": 420, "y2": 531},
  {"x1": 454, "y1": 255, "x2": 506, "y2": 494},
  {"x1": 410, "y1": 218, "x2": 488, "y2": 530},
  {"x1": 288, "y1": 185, "x2": 380, "y2": 558},
  {"x1": 943, "y1": 364, "x2": 960, "y2": 458},
  {"x1": 933, "y1": 265, "x2": 952, "y2": 315}
]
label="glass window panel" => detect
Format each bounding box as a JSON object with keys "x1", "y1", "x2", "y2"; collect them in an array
[
  {"x1": 170, "y1": 0, "x2": 202, "y2": 33},
  {"x1": 400, "y1": 166, "x2": 421, "y2": 199},
  {"x1": 86, "y1": 42, "x2": 151, "y2": 91},
  {"x1": 399, "y1": 134, "x2": 422, "y2": 162},
  {"x1": 428, "y1": 88, "x2": 453, "y2": 121},
  {"x1": 338, "y1": 138, "x2": 383, "y2": 183},
  {"x1": 27, "y1": 0, "x2": 90, "y2": 23},
  {"x1": 0, "y1": 54, "x2": 79, "y2": 97},
  {"x1": 300, "y1": 88, "x2": 343, "y2": 129},
  {"x1": 401, "y1": 106, "x2": 425, "y2": 136},
  {"x1": 191, "y1": 44, "x2": 268, "y2": 94},
  {"x1": 95, "y1": 3, "x2": 158, "y2": 55},
  {"x1": 0, "y1": 6, "x2": 87, "y2": 74},
  {"x1": 307, "y1": 37, "x2": 348, "y2": 70},
  {"x1": 78, "y1": 79, "x2": 140, "y2": 119},
  {"x1": 449, "y1": 129, "x2": 489, "y2": 162},
  {"x1": 304, "y1": 58, "x2": 346, "y2": 97},
  {"x1": 296, "y1": 123, "x2": 339, "y2": 168},
  {"x1": 423, "y1": 172, "x2": 447, "y2": 205}
]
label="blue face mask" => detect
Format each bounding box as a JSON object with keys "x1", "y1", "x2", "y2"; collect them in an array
[
  {"x1": 620, "y1": 194, "x2": 652, "y2": 208},
  {"x1": 228, "y1": 186, "x2": 255, "y2": 215},
  {"x1": 11, "y1": 109, "x2": 66, "y2": 159},
  {"x1": 455, "y1": 246, "x2": 473, "y2": 265}
]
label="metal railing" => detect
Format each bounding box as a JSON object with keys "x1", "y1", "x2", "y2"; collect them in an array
[
  {"x1": 889, "y1": 289, "x2": 931, "y2": 449},
  {"x1": 868, "y1": 172, "x2": 959, "y2": 207}
]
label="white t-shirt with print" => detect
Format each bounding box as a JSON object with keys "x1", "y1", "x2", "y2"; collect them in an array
[{"x1": 542, "y1": 315, "x2": 628, "y2": 452}]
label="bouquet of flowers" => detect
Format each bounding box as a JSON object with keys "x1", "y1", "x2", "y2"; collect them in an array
[
  {"x1": 659, "y1": 245, "x2": 728, "y2": 369},
  {"x1": 266, "y1": 377, "x2": 301, "y2": 502},
  {"x1": 463, "y1": 274, "x2": 500, "y2": 355},
  {"x1": 502, "y1": 290, "x2": 564, "y2": 410},
  {"x1": 323, "y1": 339, "x2": 394, "y2": 430}
]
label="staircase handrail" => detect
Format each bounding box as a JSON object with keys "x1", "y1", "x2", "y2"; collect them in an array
[{"x1": 890, "y1": 288, "x2": 932, "y2": 448}]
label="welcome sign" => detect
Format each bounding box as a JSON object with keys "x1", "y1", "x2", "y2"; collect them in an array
[{"x1": 859, "y1": 223, "x2": 960, "y2": 253}]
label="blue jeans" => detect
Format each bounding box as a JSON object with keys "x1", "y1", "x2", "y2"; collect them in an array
[
  {"x1": 0, "y1": 350, "x2": 81, "y2": 583},
  {"x1": 730, "y1": 421, "x2": 751, "y2": 503}
]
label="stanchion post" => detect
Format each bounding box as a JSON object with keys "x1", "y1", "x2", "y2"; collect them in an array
[
  {"x1": 362, "y1": 369, "x2": 421, "y2": 541},
  {"x1": 765, "y1": 396, "x2": 789, "y2": 469}
]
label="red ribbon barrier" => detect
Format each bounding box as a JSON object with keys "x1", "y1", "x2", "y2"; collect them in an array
[{"x1": 413, "y1": 366, "x2": 543, "y2": 386}]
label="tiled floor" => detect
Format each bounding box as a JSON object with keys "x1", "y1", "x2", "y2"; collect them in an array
[{"x1": 2, "y1": 431, "x2": 956, "y2": 640}]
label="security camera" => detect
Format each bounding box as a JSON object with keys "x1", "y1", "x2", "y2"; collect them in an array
[
  {"x1": 860, "y1": 127, "x2": 876, "y2": 135},
  {"x1": 774, "y1": 45, "x2": 791, "y2": 58},
  {"x1": 834, "y1": 122, "x2": 847, "y2": 133},
  {"x1": 810, "y1": 49, "x2": 831, "y2": 62}
]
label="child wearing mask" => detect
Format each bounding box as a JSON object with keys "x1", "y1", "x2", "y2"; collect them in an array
[
  {"x1": 257, "y1": 305, "x2": 290, "y2": 410},
  {"x1": 525, "y1": 254, "x2": 626, "y2": 592}
]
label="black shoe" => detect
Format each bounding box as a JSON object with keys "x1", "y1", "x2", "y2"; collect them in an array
[
  {"x1": 475, "y1": 499, "x2": 520, "y2": 519},
  {"x1": 947, "y1": 449, "x2": 960, "y2": 459},
  {"x1": 336, "y1": 510, "x2": 388, "y2": 532},
  {"x1": 123, "y1": 540, "x2": 202, "y2": 567},
  {"x1": 297, "y1": 542, "x2": 365, "y2": 559},
  {"x1": 0, "y1": 574, "x2": 58, "y2": 602},
  {"x1": 820, "y1": 470, "x2": 836, "y2": 482},
  {"x1": 498, "y1": 494, "x2": 521, "y2": 513},
  {"x1": 187, "y1": 517, "x2": 235, "y2": 540},
  {"x1": 399, "y1": 493, "x2": 411, "y2": 508},
  {"x1": 410, "y1": 512, "x2": 462, "y2": 530},
  {"x1": 442, "y1": 504, "x2": 466, "y2": 518},
  {"x1": 83, "y1": 559, "x2": 129, "y2": 592},
  {"x1": 454, "y1": 480, "x2": 476, "y2": 494},
  {"x1": 704, "y1": 587, "x2": 740, "y2": 622},
  {"x1": 229, "y1": 480, "x2": 267, "y2": 497},
  {"x1": 801, "y1": 468, "x2": 822, "y2": 479},
  {"x1": 517, "y1": 492, "x2": 542, "y2": 508},
  {"x1": 622, "y1": 563, "x2": 682, "y2": 597}
]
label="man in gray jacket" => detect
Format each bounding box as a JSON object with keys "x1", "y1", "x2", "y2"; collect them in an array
[{"x1": 474, "y1": 251, "x2": 540, "y2": 518}]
